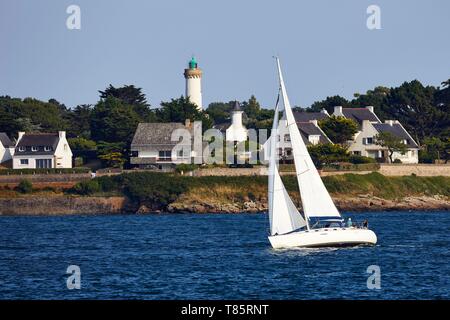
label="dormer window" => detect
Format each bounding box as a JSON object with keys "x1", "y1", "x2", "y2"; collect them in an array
[
  {"x1": 31, "y1": 146, "x2": 38, "y2": 152},
  {"x1": 18, "y1": 146, "x2": 25, "y2": 152},
  {"x1": 44, "y1": 146, "x2": 52, "y2": 151}
]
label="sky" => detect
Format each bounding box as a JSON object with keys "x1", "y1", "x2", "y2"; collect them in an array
[{"x1": 1, "y1": 0, "x2": 449, "y2": 109}]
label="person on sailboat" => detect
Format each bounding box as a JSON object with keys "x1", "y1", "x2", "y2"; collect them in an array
[
  {"x1": 346, "y1": 218, "x2": 353, "y2": 228},
  {"x1": 363, "y1": 219, "x2": 369, "y2": 229}
]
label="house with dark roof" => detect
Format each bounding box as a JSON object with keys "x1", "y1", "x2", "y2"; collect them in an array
[
  {"x1": 0, "y1": 133, "x2": 15, "y2": 166},
  {"x1": 293, "y1": 109, "x2": 330, "y2": 122},
  {"x1": 332, "y1": 106, "x2": 418, "y2": 163},
  {"x1": 130, "y1": 120, "x2": 203, "y2": 170},
  {"x1": 12, "y1": 131, "x2": 73, "y2": 169},
  {"x1": 333, "y1": 106, "x2": 381, "y2": 127},
  {"x1": 262, "y1": 119, "x2": 333, "y2": 163}
]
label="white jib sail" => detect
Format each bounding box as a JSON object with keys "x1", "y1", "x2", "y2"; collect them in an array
[
  {"x1": 268, "y1": 95, "x2": 306, "y2": 236},
  {"x1": 276, "y1": 58, "x2": 341, "y2": 220}
]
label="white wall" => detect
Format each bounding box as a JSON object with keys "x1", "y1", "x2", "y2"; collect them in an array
[
  {"x1": 226, "y1": 111, "x2": 248, "y2": 142},
  {"x1": 13, "y1": 156, "x2": 53, "y2": 169},
  {"x1": 0, "y1": 146, "x2": 14, "y2": 164},
  {"x1": 186, "y1": 77, "x2": 202, "y2": 110},
  {"x1": 54, "y1": 132, "x2": 73, "y2": 168}
]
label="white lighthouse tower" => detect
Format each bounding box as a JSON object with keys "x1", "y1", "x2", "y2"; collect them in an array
[
  {"x1": 226, "y1": 101, "x2": 248, "y2": 142},
  {"x1": 184, "y1": 56, "x2": 203, "y2": 110}
]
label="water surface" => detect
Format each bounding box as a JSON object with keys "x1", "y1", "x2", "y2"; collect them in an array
[{"x1": 0, "y1": 211, "x2": 449, "y2": 299}]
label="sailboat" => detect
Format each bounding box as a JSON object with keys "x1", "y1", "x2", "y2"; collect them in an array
[{"x1": 267, "y1": 58, "x2": 377, "y2": 249}]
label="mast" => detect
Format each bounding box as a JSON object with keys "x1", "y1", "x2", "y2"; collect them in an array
[{"x1": 275, "y1": 57, "x2": 341, "y2": 227}]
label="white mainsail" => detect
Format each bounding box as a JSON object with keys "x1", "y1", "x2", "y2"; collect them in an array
[
  {"x1": 276, "y1": 58, "x2": 341, "y2": 221},
  {"x1": 268, "y1": 95, "x2": 306, "y2": 236}
]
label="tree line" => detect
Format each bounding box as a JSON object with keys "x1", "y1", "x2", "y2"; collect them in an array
[{"x1": 0, "y1": 78, "x2": 448, "y2": 167}]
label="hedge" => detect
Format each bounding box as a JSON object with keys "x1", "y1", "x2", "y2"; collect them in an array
[{"x1": 0, "y1": 167, "x2": 91, "y2": 175}]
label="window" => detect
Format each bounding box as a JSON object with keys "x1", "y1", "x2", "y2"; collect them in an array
[
  {"x1": 308, "y1": 135, "x2": 320, "y2": 145},
  {"x1": 353, "y1": 151, "x2": 361, "y2": 156},
  {"x1": 364, "y1": 137, "x2": 373, "y2": 145},
  {"x1": 285, "y1": 148, "x2": 292, "y2": 156},
  {"x1": 284, "y1": 135, "x2": 291, "y2": 142},
  {"x1": 31, "y1": 146, "x2": 38, "y2": 152},
  {"x1": 18, "y1": 146, "x2": 25, "y2": 152},
  {"x1": 44, "y1": 146, "x2": 52, "y2": 151},
  {"x1": 158, "y1": 150, "x2": 171, "y2": 161},
  {"x1": 36, "y1": 159, "x2": 52, "y2": 168},
  {"x1": 20, "y1": 159, "x2": 29, "y2": 165},
  {"x1": 64, "y1": 144, "x2": 68, "y2": 151},
  {"x1": 177, "y1": 149, "x2": 189, "y2": 158}
]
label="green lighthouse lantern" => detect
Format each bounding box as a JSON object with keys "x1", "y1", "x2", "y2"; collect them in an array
[{"x1": 189, "y1": 56, "x2": 198, "y2": 69}]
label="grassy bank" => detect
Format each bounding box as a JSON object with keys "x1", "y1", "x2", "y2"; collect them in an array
[{"x1": 63, "y1": 172, "x2": 449, "y2": 211}]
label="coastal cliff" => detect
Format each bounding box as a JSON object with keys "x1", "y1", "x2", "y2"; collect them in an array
[
  {"x1": 0, "y1": 172, "x2": 448, "y2": 215},
  {"x1": 0, "y1": 194, "x2": 448, "y2": 216}
]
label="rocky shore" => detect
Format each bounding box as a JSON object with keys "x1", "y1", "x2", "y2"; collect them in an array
[{"x1": 0, "y1": 194, "x2": 448, "y2": 215}]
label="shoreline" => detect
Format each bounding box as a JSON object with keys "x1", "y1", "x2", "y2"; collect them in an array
[{"x1": 0, "y1": 194, "x2": 448, "y2": 216}]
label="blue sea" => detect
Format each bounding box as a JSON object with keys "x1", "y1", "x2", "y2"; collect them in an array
[{"x1": 0, "y1": 211, "x2": 449, "y2": 299}]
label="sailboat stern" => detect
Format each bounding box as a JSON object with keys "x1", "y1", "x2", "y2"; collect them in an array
[{"x1": 268, "y1": 227, "x2": 377, "y2": 249}]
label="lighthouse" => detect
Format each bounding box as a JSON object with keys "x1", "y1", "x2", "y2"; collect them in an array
[
  {"x1": 226, "y1": 101, "x2": 248, "y2": 142},
  {"x1": 184, "y1": 56, "x2": 203, "y2": 110}
]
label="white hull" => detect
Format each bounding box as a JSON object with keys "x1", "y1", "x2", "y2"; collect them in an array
[{"x1": 268, "y1": 227, "x2": 377, "y2": 249}]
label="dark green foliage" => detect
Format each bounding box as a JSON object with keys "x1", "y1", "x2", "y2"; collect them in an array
[
  {"x1": 121, "y1": 172, "x2": 188, "y2": 209},
  {"x1": 308, "y1": 95, "x2": 350, "y2": 113},
  {"x1": 318, "y1": 116, "x2": 359, "y2": 144},
  {"x1": 99, "y1": 84, "x2": 155, "y2": 121},
  {"x1": 420, "y1": 137, "x2": 449, "y2": 163},
  {"x1": 348, "y1": 154, "x2": 376, "y2": 164},
  {"x1": 0, "y1": 168, "x2": 90, "y2": 175},
  {"x1": 0, "y1": 96, "x2": 69, "y2": 137},
  {"x1": 157, "y1": 96, "x2": 213, "y2": 130},
  {"x1": 206, "y1": 101, "x2": 234, "y2": 123},
  {"x1": 66, "y1": 104, "x2": 93, "y2": 138},
  {"x1": 90, "y1": 96, "x2": 141, "y2": 144},
  {"x1": 70, "y1": 180, "x2": 100, "y2": 195},
  {"x1": 307, "y1": 144, "x2": 350, "y2": 168},
  {"x1": 375, "y1": 131, "x2": 408, "y2": 162},
  {"x1": 17, "y1": 179, "x2": 33, "y2": 193}
]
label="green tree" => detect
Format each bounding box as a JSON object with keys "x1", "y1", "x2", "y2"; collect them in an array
[
  {"x1": 66, "y1": 104, "x2": 93, "y2": 138},
  {"x1": 308, "y1": 95, "x2": 350, "y2": 113},
  {"x1": 421, "y1": 137, "x2": 449, "y2": 163},
  {"x1": 97, "y1": 141, "x2": 127, "y2": 168},
  {"x1": 241, "y1": 95, "x2": 261, "y2": 120},
  {"x1": 99, "y1": 84, "x2": 155, "y2": 121},
  {"x1": 206, "y1": 101, "x2": 233, "y2": 123},
  {"x1": 90, "y1": 96, "x2": 141, "y2": 144},
  {"x1": 307, "y1": 143, "x2": 349, "y2": 168},
  {"x1": 318, "y1": 116, "x2": 358, "y2": 144},
  {"x1": 17, "y1": 179, "x2": 33, "y2": 194},
  {"x1": 375, "y1": 132, "x2": 408, "y2": 163},
  {"x1": 157, "y1": 96, "x2": 213, "y2": 130}
]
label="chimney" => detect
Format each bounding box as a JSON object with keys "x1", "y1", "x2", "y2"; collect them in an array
[
  {"x1": 366, "y1": 106, "x2": 374, "y2": 113},
  {"x1": 58, "y1": 131, "x2": 66, "y2": 139},
  {"x1": 320, "y1": 108, "x2": 330, "y2": 116},
  {"x1": 310, "y1": 119, "x2": 318, "y2": 127},
  {"x1": 185, "y1": 119, "x2": 191, "y2": 128},
  {"x1": 334, "y1": 106, "x2": 343, "y2": 116},
  {"x1": 385, "y1": 120, "x2": 394, "y2": 126},
  {"x1": 18, "y1": 132, "x2": 25, "y2": 141}
]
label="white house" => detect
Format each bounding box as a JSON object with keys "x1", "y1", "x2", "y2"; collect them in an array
[
  {"x1": 262, "y1": 118, "x2": 333, "y2": 163},
  {"x1": 12, "y1": 131, "x2": 73, "y2": 169},
  {"x1": 130, "y1": 120, "x2": 203, "y2": 170},
  {"x1": 332, "y1": 106, "x2": 419, "y2": 163},
  {"x1": 0, "y1": 133, "x2": 15, "y2": 166}
]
